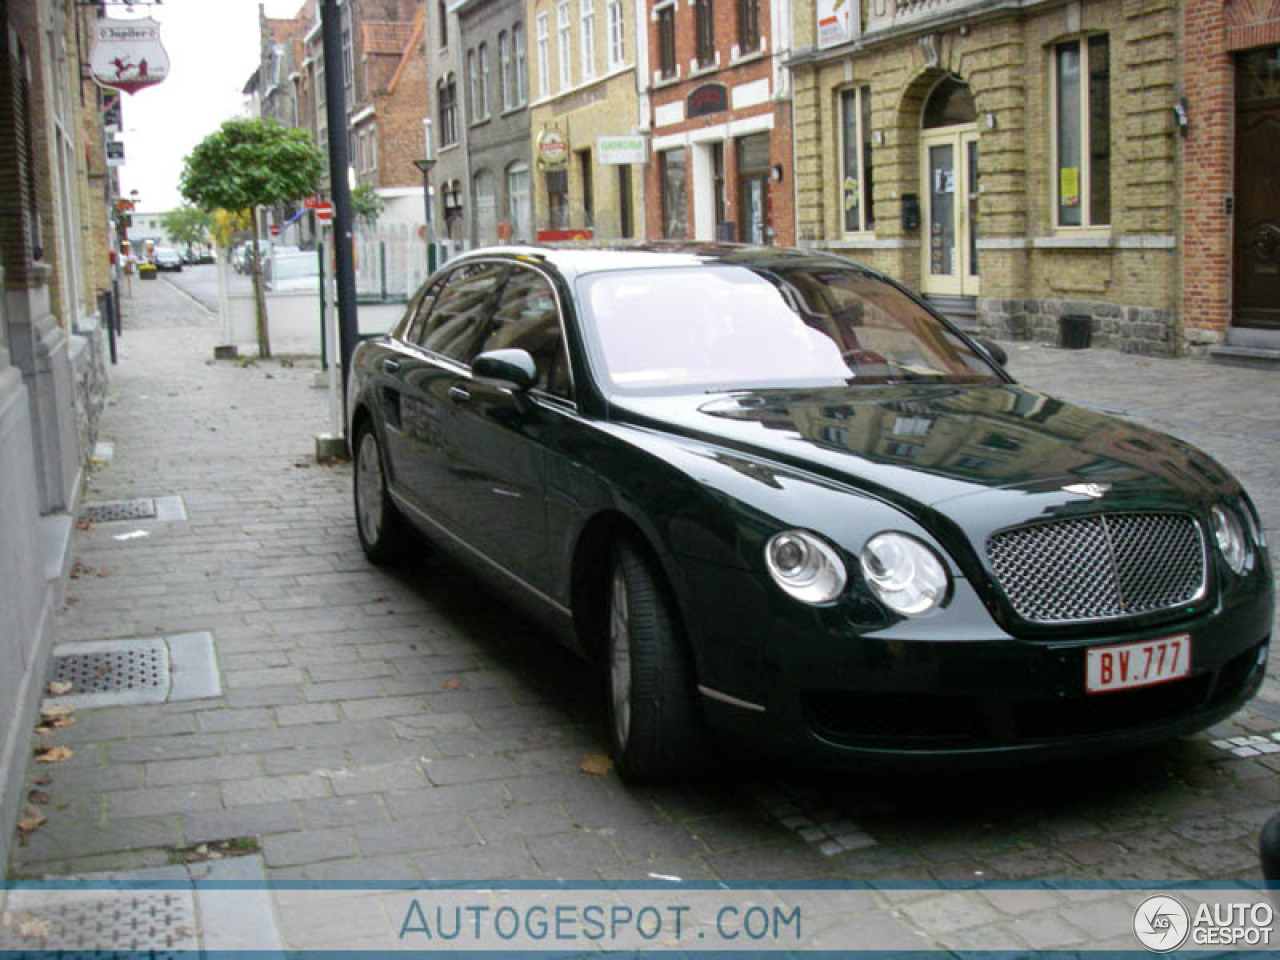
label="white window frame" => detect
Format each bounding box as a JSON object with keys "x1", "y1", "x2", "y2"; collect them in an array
[
  {"x1": 557, "y1": 1, "x2": 572, "y2": 90},
  {"x1": 580, "y1": 0, "x2": 596, "y2": 81},
  {"x1": 513, "y1": 23, "x2": 527, "y2": 104},
  {"x1": 479, "y1": 42, "x2": 491, "y2": 118},
  {"x1": 468, "y1": 49, "x2": 480, "y2": 122},
  {"x1": 499, "y1": 31, "x2": 512, "y2": 110},
  {"x1": 606, "y1": 0, "x2": 624, "y2": 68},
  {"x1": 506, "y1": 161, "x2": 531, "y2": 242},
  {"x1": 838, "y1": 85, "x2": 874, "y2": 236},
  {"x1": 1050, "y1": 34, "x2": 1110, "y2": 230},
  {"x1": 536, "y1": 14, "x2": 550, "y2": 99}
]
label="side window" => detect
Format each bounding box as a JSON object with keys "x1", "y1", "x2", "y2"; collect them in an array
[
  {"x1": 419, "y1": 263, "x2": 508, "y2": 362},
  {"x1": 402, "y1": 276, "x2": 445, "y2": 344},
  {"x1": 481, "y1": 268, "x2": 572, "y2": 399}
]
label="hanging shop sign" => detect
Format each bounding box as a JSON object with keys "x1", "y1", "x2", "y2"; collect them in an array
[
  {"x1": 102, "y1": 90, "x2": 122, "y2": 132},
  {"x1": 90, "y1": 17, "x2": 170, "y2": 95},
  {"x1": 536, "y1": 129, "x2": 569, "y2": 170},
  {"x1": 816, "y1": 0, "x2": 853, "y2": 49},
  {"x1": 596, "y1": 135, "x2": 647, "y2": 165},
  {"x1": 106, "y1": 140, "x2": 125, "y2": 167},
  {"x1": 687, "y1": 84, "x2": 728, "y2": 119}
]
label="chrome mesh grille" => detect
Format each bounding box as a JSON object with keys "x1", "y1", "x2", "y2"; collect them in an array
[{"x1": 986, "y1": 513, "x2": 1205, "y2": 623}]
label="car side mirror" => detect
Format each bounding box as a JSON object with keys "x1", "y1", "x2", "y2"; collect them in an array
[
  {"x1": 975, "y1": 337, "x2": 1008, "y2": 367},
  {"x1": 473, "y1": 348, "x2": 538, "y2": 392}
]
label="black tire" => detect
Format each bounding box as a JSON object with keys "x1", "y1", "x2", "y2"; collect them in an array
[
  {"x1": 352, "y1": 421, "x2": 408, "y2": 564},
  {"x1": 606, "y1": 539, "x2": 707, "y2": 782}
]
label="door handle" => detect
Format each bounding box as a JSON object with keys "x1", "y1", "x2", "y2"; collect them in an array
[
  {"x1": 381, "y1": 357, "x2": 401, "y2": 373},
  {"x1": 447, "y1": 384, "x2": 471, "y2": 404}
]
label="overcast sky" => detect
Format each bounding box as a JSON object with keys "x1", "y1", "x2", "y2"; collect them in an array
[{"x1": 114, "y1": 0, "x2": 306, "y2": 212}]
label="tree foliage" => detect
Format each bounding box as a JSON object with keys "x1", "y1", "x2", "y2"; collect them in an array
[
  {"x1": 210, "y1": 209, "x2": 253, "y2": 249},
  {"x1": 351, "y1": 181, "x2": 384, "y2": 226},
  {"x1": 159, "y1": 205, "x2": 213, "y2": 249},
  {"x1": 179, "y1": 117, "x2": 325, "y2": 213}
]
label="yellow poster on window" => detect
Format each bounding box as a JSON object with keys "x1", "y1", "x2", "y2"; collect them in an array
[{"x1": 1060, "y1": 167, "x2": 1081, "y2": 208}]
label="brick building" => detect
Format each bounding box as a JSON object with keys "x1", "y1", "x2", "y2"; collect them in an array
[
  {"x1": 424, "y1": 0, "x2": 469, "y2": 245},
  {"x1": 0, "y1": 0, "x2": 113, "y2": 872},
  {"x1": 641, "y1": 0, "x2": 795, "y2": 244},
  {"x1": 1182, "y1": 1, "x2": 1280, "y2": 365},
  {"x1": 525, "y1": 0, "x2": 644, "y2": 239},
  {"x1": 789, "y1": 0, "x2": 1182, "y2": 355}
]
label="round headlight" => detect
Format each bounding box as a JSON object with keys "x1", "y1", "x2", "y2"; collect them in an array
[
  {"x1": 859, "y1": 533, "x2": 950, "y2": 616},
  {"x1": 1211, "y1": 504, "x2": 1252, "y2": 576},
  {"x1": 764, "y1": 530, "x2": 847, "y2": 604}
]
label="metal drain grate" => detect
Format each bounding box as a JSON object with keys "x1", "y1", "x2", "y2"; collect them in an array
[
  {"x1": 81, "y1": 498, "x2": 157, "y2": 523},
  {"x1": 0, "y1": 890, "x2": 197, "y2": 954},
  {"x1": 50, "y1": 647, "x2": 167, "y2": 696}
]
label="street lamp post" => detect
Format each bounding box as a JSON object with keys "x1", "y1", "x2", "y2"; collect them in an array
[{"x1": 413, "y1": 118, "x2": 437, "y2": 275}]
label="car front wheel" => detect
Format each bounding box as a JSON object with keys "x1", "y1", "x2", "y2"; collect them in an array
[
  {"x1": 607, "y1": 540, "x2": 705, "y2": 782},
  {"x1": 353, "y1": 422, "x2": 407, "y2": 564}
]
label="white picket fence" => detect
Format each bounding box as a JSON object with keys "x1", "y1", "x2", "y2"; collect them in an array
[{"x1": 353, "y1": 225, "x2": 467, "y2": 301}]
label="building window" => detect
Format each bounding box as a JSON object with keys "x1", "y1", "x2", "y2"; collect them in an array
[
  {"x1": 694, "y1": 0, "x2": 714, "y2": 69},
  {"x1": 341, "y1": 6, "x2": 353, "y2": 93},
  {"x1": 737, "y1": 0, "x2": 759, "y2": 53},
  {"x1": 657, "y1": 6, "x2": 676, "y2": 79},
  {"x1": 536, "y1": 14, "x2": 550, "y2": 98},
  {"x1": 439, "y1": 75, "x2": 458, "y2": 146},
  {"x1": 479, "y1": 43, "x2": 491, "y2": 118},
  {"x1": 499, "y1": 31, "x2": 512, "y2": 109},
  {"x1": 369, "y1": 128, "x2": 377, "y2": 170},
  {"x1": 547, "y1": 169, "x2": 569, "y2": 230},
  {"x1": 659, "y1": 148, "x2": 687, "y2": 238},
  {"x1": 580, "y1": 0, "x2": 596, "y2": 80},
  {"x1": 577, "y1": 148, "x2": 594, "y2": 226},
  {"x1": 1053, "y1": 34, "x2": 1110, "y2": 228},
  {"x1": 474, "y1": 170, "x2": 497, "y2": 244},
  {"x1": 442, "y1": 179, "x2": 464, "y2": 228},
  {"x1": 605, "y1": 0, "x2": 624, "y2": 67},
  {"x1": 557, "y1": 1, "x2": 572, "y2": 89},
  {"x1": 438, "y1": 0, "x2": 448, "y2": 47},
  {"x1": 507, "y1": 162, "x2": 531, "y2": 241},
  {"x1": 468, "y1": 49, "x2": 479, "y2": 121},
  {"x1": 513, "y1": 23, "x2": 527, "y2": 104},
  {"x1": 840, "y1": 86, "x2": 874, "y2": 233}
]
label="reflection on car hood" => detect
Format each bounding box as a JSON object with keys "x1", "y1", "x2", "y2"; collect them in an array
[{"x1": 611, "y1": 384, "x2": 1236, "y2": 512}]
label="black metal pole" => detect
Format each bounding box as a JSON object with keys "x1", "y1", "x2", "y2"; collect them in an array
[{"x1": 320, "y1": 0, "x2": 358, "y2": 443}]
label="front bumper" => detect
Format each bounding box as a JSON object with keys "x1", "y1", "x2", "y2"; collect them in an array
[{"x1": 691, "y1": 573, "x2": 1272, "y2": 769}]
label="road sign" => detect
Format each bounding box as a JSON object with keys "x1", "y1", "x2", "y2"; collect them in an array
[
  {"x1": 314, "y1": 202, "x2": 334, "y2": 223},
  {"x1": 303, "y1": 194, "x2": 323, "y2": 209},
  {"x1": 269, "y1": 224, "x2": 281, "y2": 237}
]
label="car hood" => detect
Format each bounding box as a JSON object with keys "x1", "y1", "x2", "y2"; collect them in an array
[{"x1": 609, "y1": 383, "x2": 1237, "y2": 524}]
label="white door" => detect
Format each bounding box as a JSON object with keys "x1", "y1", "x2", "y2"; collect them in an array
[{"x1": 921, "y1": 126, "x2": 980, "y2": 296}]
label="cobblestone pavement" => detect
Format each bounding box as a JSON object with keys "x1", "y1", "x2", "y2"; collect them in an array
[{"x1": 8, "y1": 277, "x2": 1279, "y2": 950}]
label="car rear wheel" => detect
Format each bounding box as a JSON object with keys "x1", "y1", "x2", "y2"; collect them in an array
[
  {"x1": 607, "y1": 540, "x2": 705, "y2": 782},
  {"x1": 353, "y1": 422, "x2": 407, "y2": 564}
]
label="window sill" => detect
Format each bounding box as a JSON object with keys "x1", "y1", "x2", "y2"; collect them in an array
[
  {"x1": 688, "y1": 61, "x2": 718, "y2": 80},
  {"x1": 651, "y1": 73, "x2": 681, "y2": 90},
  {"x1": 469, "y1": 116, "x2": 492, "y2": 129},
  {"x1": 439, "y1": 142, "x2": 462, "y2": 155},
  {"x1": 1032, "y1": 232, "x2": 1113, "y2": 249},
  {"x1": 824, "y1": 236, "x2": 908, "y2": 250},
  {"x1": 730, "y1": 47, "x2": 766, "y2": 67},
  {"x1": 500, "y1": 104, "x2": 527, "y2": 117}
]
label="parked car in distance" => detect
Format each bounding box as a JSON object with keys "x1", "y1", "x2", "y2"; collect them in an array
[
  {"x1": 153, "y1": 248, "x2": 183, "y2": 272},
  {"x1": 347, "y1": 244, "x2": 1273, "y2": 782},
  {"x1": 264, "y1": 251, "x2": 319, "y2": 293}
]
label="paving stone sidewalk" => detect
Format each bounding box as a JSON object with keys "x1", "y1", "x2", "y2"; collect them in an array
[{"x1": 6, "y1": 271, "x2": 1278, "y2": 953}]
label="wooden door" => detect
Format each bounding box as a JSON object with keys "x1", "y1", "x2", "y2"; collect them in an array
[{"x1": 1234, "y1": 48, "x2": 1280, "y2": 329}]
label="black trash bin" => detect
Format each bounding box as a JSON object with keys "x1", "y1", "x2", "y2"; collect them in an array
[{"x1": 1059, "y1": 314, "x2": 1091, "y2": 349}]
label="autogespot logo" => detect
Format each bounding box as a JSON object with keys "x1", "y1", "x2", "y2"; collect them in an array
[{"x1": 1133, "y1": 895, "x2": 1191, "y2": 952}]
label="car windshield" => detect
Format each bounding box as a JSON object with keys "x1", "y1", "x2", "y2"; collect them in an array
[
  {"x1": 576, "y1": 264, "x2": 1001, "y2": 394},
  {"x1": 272, "y1": 255, "x2": 318, "y2": 282}
]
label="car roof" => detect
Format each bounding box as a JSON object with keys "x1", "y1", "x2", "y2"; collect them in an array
[{"x1": 447, "y1": 242, "x2": 860, "y2": 281}]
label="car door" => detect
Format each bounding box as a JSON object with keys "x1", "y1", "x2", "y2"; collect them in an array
[
  {"x1": 434, "y1": 263, "x2": 577, "y2": 596},
  {"x1": 386, "y1": 261, "x2": 510, "y2": 524}
]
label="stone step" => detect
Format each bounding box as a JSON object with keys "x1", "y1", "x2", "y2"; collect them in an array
[{"x1": 1208, "y1": 344, "x2": 1280, "y2": 370}]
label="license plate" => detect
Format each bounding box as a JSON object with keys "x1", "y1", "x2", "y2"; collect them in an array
[{"x1": 1085, "y1": 635, "x2": 1191, "y2": 694}]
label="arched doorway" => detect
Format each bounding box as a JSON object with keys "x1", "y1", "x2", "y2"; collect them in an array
[{"x1": 919, "y1": 76, "x2": 980, "y2": 297}]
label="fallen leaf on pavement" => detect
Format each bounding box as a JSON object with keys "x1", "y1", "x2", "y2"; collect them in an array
[
  {"x1": 176, "y1": 925, "x2": 201, "y2": 938},
  {"x1": 34, "y1": 726, "x2": 51, "y2": 735},
  {"x1": 579, "y1": 754, "x2": 613, "y2": 776},
  {"x1": 40, "y1": 704, "x2": 72, "y2": 720},
  {"x1": 96, "y1": 568, "x2": 113, "y2": 577},
  {"x1": 75, "y1": 519, "x2": 93, "y2": 531},
  {"x1": 16, "y1": 813, "x2": 45, "y2": 833},
  {"x1": 35, "y1": 746, "x2": 73, "y2": 764},
  {"x1": 374, "y1": 595, "x2": 391, "y2": 603},
  {"x1": 441, "y1": 679, "x2": 462, "y2": 690},
  {"x1": 48, "y1": 716, "x2": 75, "y2": 730},
  {"x1": 28, "y1": 789, "x2": 49, "y2": 805},
  {"x1": 32, "y1": 774, "x2": 51, "y2": 786},
  {"x1": 14, "y1": 914, "x2": 50, "y2": 942},
  {"x1": 46, "y1": 681, "x2": 73, "y2": 696}
]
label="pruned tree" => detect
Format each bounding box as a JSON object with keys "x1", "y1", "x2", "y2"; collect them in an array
[
  {"x1": 158, "y1": 204, "x2": 213, "y2": 254},
  {"x1": 351, "y1": 181, "x2": 384, "y2": 228},
  {"x1": 179, "y1": 117, "x2": 324, "y2": 358}
]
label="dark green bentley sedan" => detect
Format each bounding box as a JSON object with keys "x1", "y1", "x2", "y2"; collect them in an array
[{"x1": 347, "y1": 244, "x2": 1273, "y2": 781}]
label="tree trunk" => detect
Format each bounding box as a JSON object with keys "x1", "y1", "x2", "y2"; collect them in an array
[{"x1": 250, "y1": 221, "x2": 271, "y2": 359}]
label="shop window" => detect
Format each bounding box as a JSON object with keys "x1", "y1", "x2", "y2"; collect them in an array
[
  {"x1": 546, "y1": 168, "x2": 569, "y2": 230},
  {"x1": 657, "y1": 6, "x2": 676, "y2": 79},
  {"x1": 694, "y1": 0, "x2": 714, "y2": 68},
  {"x1": 840, "y1": 85, "x2": 874, "y2": 234},
  {"x1": 1053, "y1": 34, "x2": 1110, "y2": 228},
  {"x1": 659, "y1": 148, "x2": 687, "y2": 238}
]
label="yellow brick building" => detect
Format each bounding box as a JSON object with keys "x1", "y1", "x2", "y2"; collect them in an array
[
  {"x1": 526, "y1": 0, "x2": 645, "y2": 237},
  {"x1": 789, "y1": 0, "x2": 1182, "y2": 354}
]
